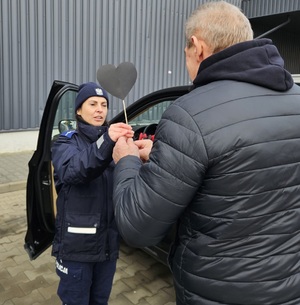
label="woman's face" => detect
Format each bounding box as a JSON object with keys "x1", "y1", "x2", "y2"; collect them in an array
[{"x1": 76, "y1": 96, "x2": 108, "y2": 126}]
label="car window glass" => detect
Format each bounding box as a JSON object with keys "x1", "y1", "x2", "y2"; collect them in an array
[
  {"x1": 52, "y1": 90, "x2": 77, "y2": 142},
  {"x1": 51, "y1": 95, "x2": 173, "y2": 142},
  {"x1": 129, "y1": 100, "x2": 171, "y2": 126},
  {"x1": 128, "y1": 100, "x2": 173, "y2": 140}
]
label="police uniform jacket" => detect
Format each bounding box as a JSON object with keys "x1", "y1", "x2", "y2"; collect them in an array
[{"x1": 51, "y1": 120, "x2": 119, "y2": 263}]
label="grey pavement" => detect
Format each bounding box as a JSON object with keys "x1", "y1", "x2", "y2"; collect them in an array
[
  {"x1": 0, "y1": 151, "x2": 176, "y2": 305},
  {"x1": 0, "y1": 151, "x2": 33, "y2": 194}
]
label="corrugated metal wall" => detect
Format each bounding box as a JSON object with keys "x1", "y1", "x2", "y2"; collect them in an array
[
  {"x1": 242, "y1": 0, "x2": 300, "y2": 18},
  {"x1": 248, "y1": 21, "x2": 300, "y2": 74},
  {"x1": 242, "y1": 0, "x2": 300, "y2": 74},
  {"x1": 0, "y1": 0, "x2": 243, "y2": 132}
]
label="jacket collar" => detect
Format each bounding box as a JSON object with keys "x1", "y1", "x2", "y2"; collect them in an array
[
  {"x1": 193, "y1": 38, "x2": 293, "y2": 92},
  {"x1": 77, "y1": 120, "x2": 108, "y2": 143}
]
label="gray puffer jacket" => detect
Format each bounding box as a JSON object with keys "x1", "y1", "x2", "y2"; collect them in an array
[{"x1": 113, "y1": 39, "x2": 300, "y2": 305}]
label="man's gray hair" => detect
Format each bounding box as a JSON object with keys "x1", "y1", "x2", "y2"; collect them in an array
[{"x1": 185, "y1": 1, "x2": 253, "y2": 53}]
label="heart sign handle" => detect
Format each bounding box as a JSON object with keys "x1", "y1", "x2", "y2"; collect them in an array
[{"x1": 122, "y1": 100, "x2": 128, "y2": 124}]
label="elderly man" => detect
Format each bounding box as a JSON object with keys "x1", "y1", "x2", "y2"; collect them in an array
[{"x1": 112, "y1": 1, "x2": 300, "y2": 304}]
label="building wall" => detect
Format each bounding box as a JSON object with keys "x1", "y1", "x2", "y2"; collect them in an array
[
  {"x1": 0, "y1": 0, "x2": 244, "y2": 132},
  {"x1": 242, "y1": 0, "x2": 300, "y2": 18},
  {"x1": 242, "y1": 0, "x2": 300, "y2": 74},
  {"x1": 3, "y1": 0, "x2": 300, "y2": 132},
  {"x1": 251, "y1": 23, "x2": 300, "y2": 74},
  {"x1": 0, "y1": 0, "x2": 243, "y2": 132}
]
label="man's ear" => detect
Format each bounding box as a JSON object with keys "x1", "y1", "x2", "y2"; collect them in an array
[
  {"x1": 191, "y1": 35, "x2": 212, "y2": 61},
  {"x1": 191, "y1": 35, "x2": 203, "y2": 61}
]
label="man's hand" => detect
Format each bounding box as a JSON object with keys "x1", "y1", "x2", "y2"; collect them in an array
[
  {"x1": 134, "y1": 139, "x2": 153, "y2": 162},
  {"x1": 113, "y1": 137, "x2": 139, "y2": 164},
  {"x1": 108, "y1": 123, "x2": 134, "y2": 142}
]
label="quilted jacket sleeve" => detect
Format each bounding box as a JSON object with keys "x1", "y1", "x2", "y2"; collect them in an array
[{"x1": 113, "y1": 102, "x2": 208, "y2": 247}]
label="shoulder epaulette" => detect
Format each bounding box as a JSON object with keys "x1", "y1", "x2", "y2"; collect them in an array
[{"x1": 61, "y1": 130, "x2": 77, "y2": 138}]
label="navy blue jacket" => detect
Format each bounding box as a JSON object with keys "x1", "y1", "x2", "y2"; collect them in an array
[
  {"x1": 51, "y1": 121, "x2": 119, "y2": 262},
  {"x1": 113, "y1": 39, "x2": 300, "y2": 304}
]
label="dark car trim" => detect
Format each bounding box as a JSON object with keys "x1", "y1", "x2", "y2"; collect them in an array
[{"x1": 110, "y1": 85, "x2": 191, "y2": 123}]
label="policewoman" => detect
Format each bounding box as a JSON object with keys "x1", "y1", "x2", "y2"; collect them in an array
[{"x1": 51, "y1": 82, "x2": 133, "y2": 305}]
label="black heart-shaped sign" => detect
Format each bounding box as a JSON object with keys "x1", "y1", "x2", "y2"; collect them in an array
[{"x1": 97, "y1": 62, "x2": 137, "y2": 100}]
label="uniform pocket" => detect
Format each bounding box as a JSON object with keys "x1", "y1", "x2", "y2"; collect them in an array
[{"x1": 63, "y1": 213, "x2": 101, "y2": 255}]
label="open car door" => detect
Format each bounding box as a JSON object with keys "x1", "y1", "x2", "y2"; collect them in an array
[
  {"x1": 24, "y1": 80, "x2": 190, "y2": 263},
  {"x1": 24, "y1": 80, "x2": 78, "y2": 260}
]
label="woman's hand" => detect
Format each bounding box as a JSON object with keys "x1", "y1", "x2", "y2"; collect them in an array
[{"x1": 108, "y1": 123, "x2": 134, "y2": 142}]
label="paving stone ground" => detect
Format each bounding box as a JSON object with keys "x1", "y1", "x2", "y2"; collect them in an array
[{"x1": 0, "y1": 186, "x2": 176, "y2": 304}]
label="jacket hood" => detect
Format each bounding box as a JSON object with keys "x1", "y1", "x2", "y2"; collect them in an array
[{"x1": 194, "y1": 38, "x2": 294, "y2": 92}]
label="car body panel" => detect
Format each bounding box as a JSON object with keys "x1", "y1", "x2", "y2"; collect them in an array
[{"x1": 24, "y1": 80, "x2": 190, "y2": 262}]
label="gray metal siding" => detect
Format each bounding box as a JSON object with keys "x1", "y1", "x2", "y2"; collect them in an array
[
  {"x1": 242, "y1": 1, "x2": 300, "y2": 74},
  {"x1": 242, "y1": 0, "x2": 300, "y2": 18},
  {"x1": 0, "y1": 0, "x2": 243, "y2": 131},
  {"x1": 250, "y1": 22, "x2": 300, "y2": 74}
]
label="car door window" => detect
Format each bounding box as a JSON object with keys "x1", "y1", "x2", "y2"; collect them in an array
[
  {"x1": 129, "y1": 100, "x2": 171, "y2": 126},
  {"x1": 52, "y1": 90, "x2": 77, "y2": 142},
  {"x1": 129, "y1": 100, "x2": 172, "y2": 139},
  {"x1": 50, "y1": 89, "x2": 77, "y2": 215}
]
